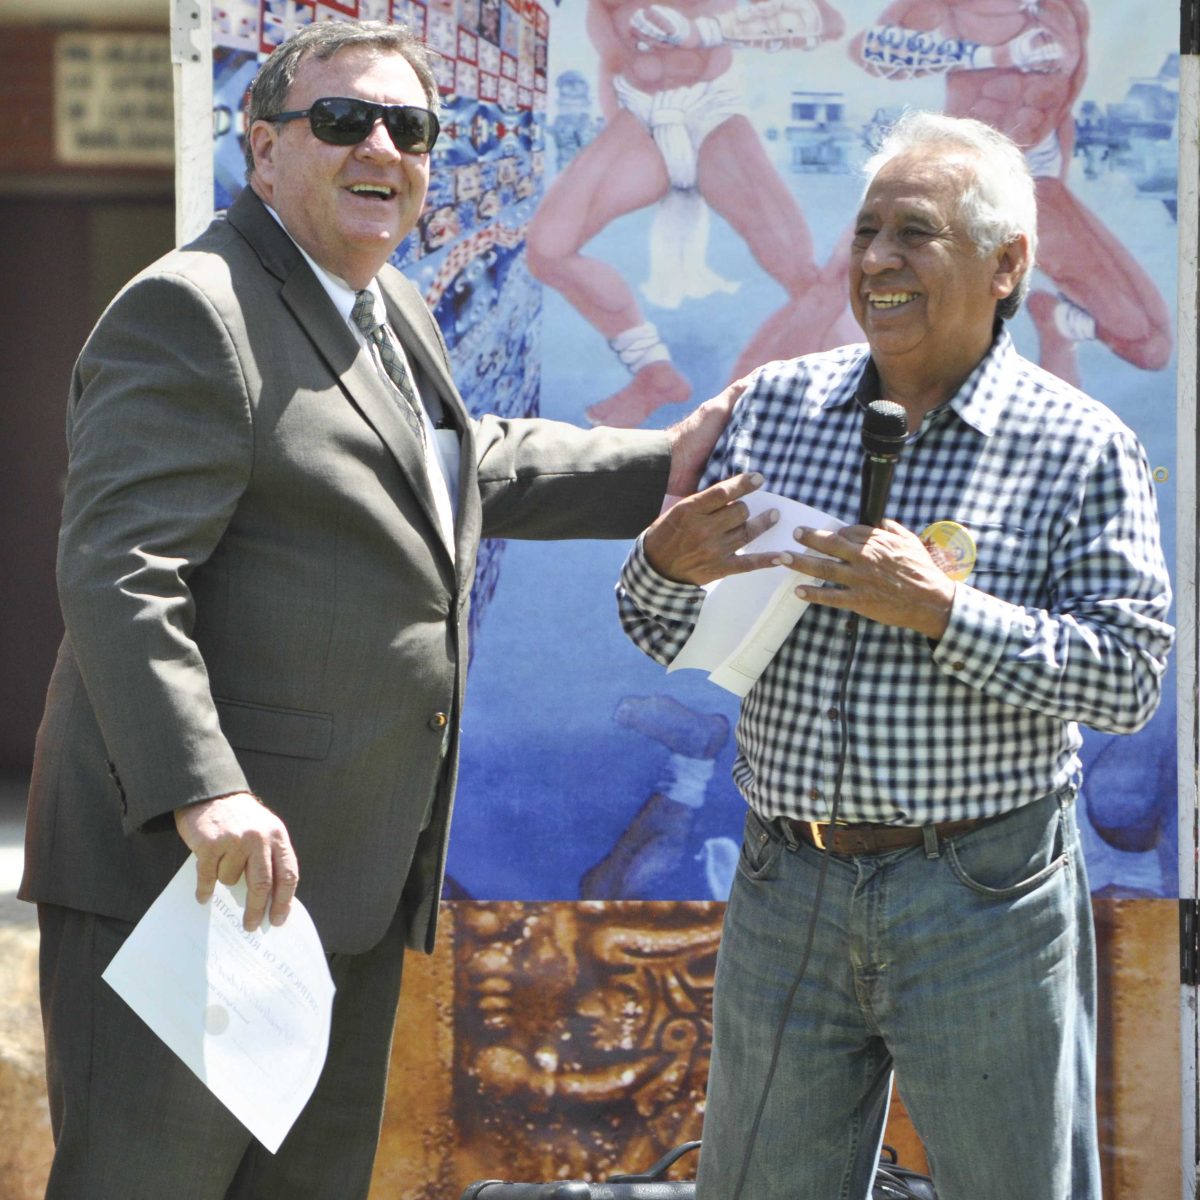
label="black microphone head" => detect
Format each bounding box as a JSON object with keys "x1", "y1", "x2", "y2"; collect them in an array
[{"x1": 861, "y1": 399, "x2": 908, "y2": 458}]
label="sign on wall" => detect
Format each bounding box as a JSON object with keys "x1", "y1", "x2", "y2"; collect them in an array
[{"x1": 55, "y1": 33, "x2": 174, "y2": 166}]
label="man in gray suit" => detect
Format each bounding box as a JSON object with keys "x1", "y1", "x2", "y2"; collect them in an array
[{"x1": 20, "y1": 19, "x2": 771, "y2": 1199}]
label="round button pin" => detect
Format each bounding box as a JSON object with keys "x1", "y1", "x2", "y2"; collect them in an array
[{"x1": 920, "y1": 521, "x2": 977, "y2": 582}]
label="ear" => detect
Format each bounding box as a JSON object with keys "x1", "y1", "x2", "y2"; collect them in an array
[
  {"x1": 991, "y1": 232, "x2": 1030, "y2": 302},
  {"x1": 248, "y1": 120, "x2": 280, "y2": 192}
]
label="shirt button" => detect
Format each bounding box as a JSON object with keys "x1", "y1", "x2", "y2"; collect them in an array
[
  {"x1": 951, "y1": 661, "x2": 965, "y2": 671},
  {"x1": 826, "y1": 706, "x2": 839, "y2": 720},
  {"x1": 428, "y1": 712, "x2": 448, "y2": 730},
  {"x1": 808, "y1": 787, "x2": 821, "y2": 802}
]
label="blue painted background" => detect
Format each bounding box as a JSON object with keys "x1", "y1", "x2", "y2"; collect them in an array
[{"x1": 211, "y1": 0, "x2": 1180, "y2": 903}]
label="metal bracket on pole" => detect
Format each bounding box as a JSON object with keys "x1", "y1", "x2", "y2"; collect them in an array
[
  {"x1": 1183, "y1": 0, "x2": 1200, "y2": 54},
  {"x1": 171, "y1": 0, "x2": 215, "y2": 246},
  {"x1": 1182, "y1": 899, "x2": 1199, "y2": 987},
  {"x1": 170, "y1": 0, "x2": 205, "y2": 66}
]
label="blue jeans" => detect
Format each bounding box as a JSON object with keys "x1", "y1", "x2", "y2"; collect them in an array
[{"x1": 695, "y1": 788, "x2": 1099, "y2": 1200}]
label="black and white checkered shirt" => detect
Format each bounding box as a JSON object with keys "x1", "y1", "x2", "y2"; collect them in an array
[{"x1": 617, "y1": 330, "x2": 1175, "y2": 825}]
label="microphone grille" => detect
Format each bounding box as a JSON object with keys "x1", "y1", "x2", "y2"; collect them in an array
[{"x1": 861, "y1": 399, "x2": 908, "y2": 456}]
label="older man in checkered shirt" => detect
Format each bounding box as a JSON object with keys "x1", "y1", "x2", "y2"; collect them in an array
[{"x1": 616, "y1": 111, "x2": 1173, "y2": 1200}]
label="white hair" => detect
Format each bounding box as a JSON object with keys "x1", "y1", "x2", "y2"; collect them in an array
[{"x1": 862, "y1": 110, "x2": 1038, "y2": 320}]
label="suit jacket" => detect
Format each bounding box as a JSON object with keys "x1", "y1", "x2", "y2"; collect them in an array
[{"x1": 21, "y1": 189, "x2": 669, "y2": 955}]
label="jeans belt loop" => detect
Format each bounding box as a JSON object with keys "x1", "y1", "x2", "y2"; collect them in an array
[
  {"x1": 921, "y1": 823, "x2": 940, "y2": 860},
  {"x1": 1058, "y1": 781, "x2": 1075, "y2": 813},
  {"x1": 777, "y1": 816, "x2": 799, "y2": 851}
]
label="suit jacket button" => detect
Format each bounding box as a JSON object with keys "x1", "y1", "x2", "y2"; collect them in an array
[{"x1": 428, "y1": 712, "x2": 448, "y2": 730}]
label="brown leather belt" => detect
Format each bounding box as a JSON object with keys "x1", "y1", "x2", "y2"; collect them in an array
[{"x1": 782, "y1": 816, "x2": 987, "y2": 856}]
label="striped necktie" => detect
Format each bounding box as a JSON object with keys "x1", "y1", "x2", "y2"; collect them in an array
[{"x1": 351, "y1": 290, "x2": 426, "y2": 444}]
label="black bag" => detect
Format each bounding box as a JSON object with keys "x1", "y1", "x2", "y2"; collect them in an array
[
  {"x1": 458, "y1": 1141, "x2": 700, "y2": 1199},
  {"x1": 873, "y1": 1144, "x2": 938, "y2": 1200},
  {"x1": 459, "y1": 1140, "x2": 937, "y2": 1199}
]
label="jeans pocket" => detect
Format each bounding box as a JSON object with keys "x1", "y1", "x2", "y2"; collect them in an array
[
  {"x1": 943, "y1": 796, "x2": 1071, "y2": 900},
  {"x1": 737, "y1": 809, "x2": 784, "y2": 882}
]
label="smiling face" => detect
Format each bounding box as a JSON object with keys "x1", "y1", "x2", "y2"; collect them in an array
[
  {"x1": 850, "y1": 146, "x2": 1026, "y2": 407},
  {"x1": 248, "y1": 45, "x2": 432, "y2": 288}
]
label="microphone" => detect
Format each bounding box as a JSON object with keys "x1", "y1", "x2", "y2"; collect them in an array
[{"x1": 859, "y1": 399, "x2": 908, "y2": 525}]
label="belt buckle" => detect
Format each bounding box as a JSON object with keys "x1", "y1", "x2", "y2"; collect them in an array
[{"x1": 807, "y1": 821, "x2": 828, "y2": 851}]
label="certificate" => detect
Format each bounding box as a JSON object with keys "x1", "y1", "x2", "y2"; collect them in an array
[{"x1": 103, "y1": 856, "x2": 335, "y2": 1152}]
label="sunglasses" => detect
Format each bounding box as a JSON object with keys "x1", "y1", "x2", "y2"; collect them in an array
[{"x1": 270, "y1": 96, "x2": 440, "y2": 155}]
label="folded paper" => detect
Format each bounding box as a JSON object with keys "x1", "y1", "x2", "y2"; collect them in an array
[
  {"x1": 103, "y1": 856, "x2": 335, "y2": 1152},
  {"x1": 669, "y1": 491, "x2": 844, "y2": 696}
]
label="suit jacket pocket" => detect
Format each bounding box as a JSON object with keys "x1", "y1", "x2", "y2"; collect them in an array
[{"x1": 214, "y1": 697, "x2": 333, "y2": 761}]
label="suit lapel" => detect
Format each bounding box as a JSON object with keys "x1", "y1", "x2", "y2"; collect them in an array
[
  {"x1": 379, "y1": 278, "x2": 460, "y2": 418},
  {"x1": 379, "y1": 274, "x2": 483, "y2": 590}
]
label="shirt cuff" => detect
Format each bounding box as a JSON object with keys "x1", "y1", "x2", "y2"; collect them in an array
[
  {"x1": 931, "y1": 580, "x2": 1018, "y2": 685},
  {"x1": 619, "y1": 534, "x2": 706, "y2": 622}
]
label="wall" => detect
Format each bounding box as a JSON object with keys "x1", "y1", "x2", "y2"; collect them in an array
[{"x1": 0, "y1": 21, "x2": 174, "y2": 772}]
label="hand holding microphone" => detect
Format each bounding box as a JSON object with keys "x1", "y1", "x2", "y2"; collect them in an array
[{"x1": 777, "y1": 399, "x2": 956, "y2": 638}]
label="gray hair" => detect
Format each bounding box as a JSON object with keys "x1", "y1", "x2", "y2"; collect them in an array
[
  {"x1": 862, "y1": 110, "x2": 1037, "y2": 320},
  {"x1": 243, "y1": 20, "x2": 439, "y2": 180}
]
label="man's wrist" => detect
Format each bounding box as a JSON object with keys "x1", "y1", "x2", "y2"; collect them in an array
[
  {"x1": 914, "y1": 583, "x2": 954, "y2": 641},
  {"x1": 175, "y1": 790, "x2": 263, "y2": 818},
  {"x1": 621, "y1": 534, "x2": 703, "y2": 610}
]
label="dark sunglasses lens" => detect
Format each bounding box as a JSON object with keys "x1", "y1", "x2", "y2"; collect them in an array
[
  {"x1": 308, "y1": 98, "x2": 376, "y2": 145},
  {"x1": 307, "y1": 99, "x2": 439, "y2": 153},
  {"x1": 384, "y1": 107, "x2": 440, "y2": 154}
]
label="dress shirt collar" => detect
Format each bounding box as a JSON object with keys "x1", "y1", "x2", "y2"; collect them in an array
[
  {"x1": 942, "y1": 326, "x2": 1016, "y2": 438},
  {"x1": 261, "y1": 201, "x2": 382, "y2": 333},
  {"x1": 840, "y1": 324, "x2": 1017, "y2": 440}
]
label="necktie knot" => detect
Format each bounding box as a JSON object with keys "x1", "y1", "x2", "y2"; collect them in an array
[{"x1": 351, "y1": 289, "x2": 381, "y2": 338}]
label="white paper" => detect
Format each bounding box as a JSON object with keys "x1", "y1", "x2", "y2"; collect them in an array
[
  {"x1": 103, "y1": 856, "x2": 335, "y2": 1153},
  {"x1": 668, "y1": 491, "x2": 845, "y2": 696}
]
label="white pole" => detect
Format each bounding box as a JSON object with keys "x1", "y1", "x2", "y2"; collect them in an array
[
  {"x1": 1177, "y1": 23, "x2": 1199, "y2": 1200},
  {"x1": 171, "y1": 0, "x2": 213, "y2": 246}
]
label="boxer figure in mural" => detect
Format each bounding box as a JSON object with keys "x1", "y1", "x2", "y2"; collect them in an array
[
  {"x1": 849, "y1": 0, "x2": 1171, "y2": 386},
  {"x1": 526, "y1": 0, "x2": 845, "y2": 428},
  {"x1": 581, "y1": 693, "x2": 732, "y2": 900}
]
